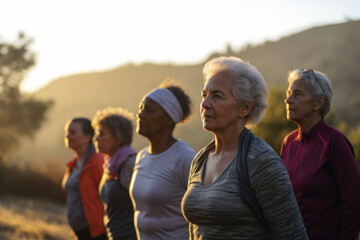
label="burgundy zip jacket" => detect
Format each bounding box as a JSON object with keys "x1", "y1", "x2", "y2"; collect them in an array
[{"x1": 281, "y1": 119, "x2": 360, "y2": 240}]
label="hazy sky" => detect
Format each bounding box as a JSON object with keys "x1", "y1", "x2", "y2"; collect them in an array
[{"x1": 1, "y1": 0, "x2": 359, "y2": 92}]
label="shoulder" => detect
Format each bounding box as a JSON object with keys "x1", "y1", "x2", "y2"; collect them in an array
[
  {"x1": 172, "y1": 140, "x2": 196, "y2": 160},
  {"x1": 281, "y1": 129, "x2": 299, "y2": 156},
  {"x1": 87, "y1": 152, "x2": 105, "y2": 168},
  {"x1": 137, "y1": 146, "x2": 149, "y2": 156},
  {"x1": 247, "y1": 137, "x2": 292, "y2": 193},
  {"x1": 190, "y1": 141, "x2": 214, "y2": 173},
  {"x1": 317, "y1": 122, "x2": 354, "y2": 155},
  {"x1": 66, "y1": 157, "x2": 76, "y2": 168},
  {"x1": 248, "y1": 137, "x2": 285, "y2": 174},
  {"x1": 249, "y1": 137, "x2": 280, "y2": 161},
  {"x1": 120, "y1": 154, "x2": 136, "y2": 189},
  {"x1": 89, "y1": 151, "x2": 105, "y2": 162},
  {"x1": 175, "y1": 140, "x2": 195, "y2": 153},
  {"x1": 123, "y1": 154, "x2": 136, "y2": 169},
  {"x1": 135, "y1": 147, "x2": 149, "y2": 164},
  {"x1": 318, "y1": 122, "x2": 350, "y2": 142},
  {"x1": 282, "y1": 129, "x2": 298, "y2": 146}
]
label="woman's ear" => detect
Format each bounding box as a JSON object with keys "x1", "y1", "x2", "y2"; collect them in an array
[
  {"x1": 164, "y1": 113, "x2": 176, "y2": 128},
  {"x1": 239, "y1": 101, "x2": 254, "y2": 118},
  {"x1": 117, "y1": 135, "x2": 124, "y2": 147},
  {"x1": 85, "y1": 134, "x2": 93, "y2": 145},
  {"x1": 314, "y1": 96, "x2": 325, "y2": 111}
]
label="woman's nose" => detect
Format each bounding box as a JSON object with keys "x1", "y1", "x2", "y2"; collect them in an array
[
  {"x1": 285, "y1": 94, "x2": 292, "y2": 104},
  {"x1": 201, "y1": 97, "x2": 210, "y2": 109},
  {"x1": 137, "y1": 111, "x2": 145, "y2": 121}
]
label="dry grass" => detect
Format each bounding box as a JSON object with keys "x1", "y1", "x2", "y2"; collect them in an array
[{"x1": 0, "y1": 195, "x2": 74, "y2": 240}]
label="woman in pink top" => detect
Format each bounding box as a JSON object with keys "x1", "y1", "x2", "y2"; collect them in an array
[{"x1": 281, "y1": 69, "x2": 360, "y2": 240}]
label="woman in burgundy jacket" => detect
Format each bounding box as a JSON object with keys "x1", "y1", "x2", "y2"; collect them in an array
[{"x1": 281, "y1": 69, "x2": 360, "y2": 240}]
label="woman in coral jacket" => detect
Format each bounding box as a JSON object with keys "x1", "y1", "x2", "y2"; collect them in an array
[{"x1": 62, "y1": 117, "x2": 107, "y2": 240}]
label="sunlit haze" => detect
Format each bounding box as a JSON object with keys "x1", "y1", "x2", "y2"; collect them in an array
[{"x1": 1, "y1": 0, "x2": 359, "y2": 92}]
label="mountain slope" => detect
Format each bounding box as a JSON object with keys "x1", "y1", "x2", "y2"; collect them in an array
[{"x1": 16, "y1": 20, "x2": 360, "y2": 169}]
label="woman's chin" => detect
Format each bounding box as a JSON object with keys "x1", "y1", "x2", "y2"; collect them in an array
[
  {"x1": 202, "y1": 124, "x2": 214, "y2": 132},
  {"x1": 137, "y1": 128, "x2": 147, "y2": 138}
]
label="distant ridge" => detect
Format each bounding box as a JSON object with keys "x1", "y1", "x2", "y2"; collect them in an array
[{"x1": 16, "y1": 20, "x2": 360, "y2": 169}]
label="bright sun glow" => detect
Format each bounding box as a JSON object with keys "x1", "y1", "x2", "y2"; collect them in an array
[{"x1": 1, "y1": 0, "x2": 359, "y2": 92}]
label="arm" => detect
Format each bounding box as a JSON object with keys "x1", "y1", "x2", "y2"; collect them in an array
[
  {"x1": 176, "y1": 148, "x2": 195, "y2": 188},
  {"x1": 328, "y1": 135, "x2": 360, "y2": 239},
  {"x1": 61, "y1": 167, "x2": 69, "y2": 194},
  {"x1": 119, "y1": 154, "x2": 136, "y2": 190},
  {"x1": 188, "y1": 223, "x2": 195, "y2": 240},
  {"x1": 184, "y1": 154, "x2": 198, "y2": 240},
  {"x1": 248, "y1": 149, "x2": 308, "y2": 240},
  {"x1": 92, "y1": 155, "x2": 105, "y2": 188}
]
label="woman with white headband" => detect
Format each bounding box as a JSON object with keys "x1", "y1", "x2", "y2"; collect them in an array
[{"x1": 129, "y1": 80, "x2": 195, "y2": 240}]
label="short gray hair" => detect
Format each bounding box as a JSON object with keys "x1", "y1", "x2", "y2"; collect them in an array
[
  {"x1": 92, "y1": 107, "x2": 135, "y2": 146},
  {"x1": 288, "y1": 69, "x2": 332, "y2": 117},
  {"x1": 203, "y1": 56, "x2": 268, "y2": 126}
]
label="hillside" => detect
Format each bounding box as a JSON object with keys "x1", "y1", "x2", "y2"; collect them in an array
[
  {"x1": 0, "y1": 196, "x2": 72, "y2": 240},
  {"x1": 229, "y1": 20, "x2": 360, "y2": 124},
  {"x1": 15, "y1": 20, "x2": 360, "y2": 173}
]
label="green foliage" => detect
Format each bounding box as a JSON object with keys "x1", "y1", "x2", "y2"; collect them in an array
[
  {"x1": 252, "y1": 86, "x2": 297, "y2": 154},
  {"x1": 0, "y1": 33, "x2": 52, "y2": 159},
  {"x1": 215, "y1": 20, "x2": 360, "y2": 127},
  {"x1": 253, "y1": 86, "x2": 360, "y2": 170},
  {"x1": 347, "y1": 126, "x2": 360, "y2": 170},
  {"x1": 336, "y1": 122, "x2": 360, "y2": 170}
]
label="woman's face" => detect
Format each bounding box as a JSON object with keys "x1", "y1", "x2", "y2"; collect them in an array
[
  {"x1": 64, "y1": 121, "x2": 91, "y2": 151},
  {"x1": 136, "y1": 97, "x2": 172, "y2": 138},
  {"x1": 285, "y1": 78, "x2": 317, "y2": 124},
  {"x1": 94, "y1": 124, "x2": 121, "y2": 156},
  {"x1": 200, "y1": 72, "x2": 244, "y2": 133}
]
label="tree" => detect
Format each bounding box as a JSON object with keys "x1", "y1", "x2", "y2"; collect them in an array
[
  {"x1": 253, "y1": 85, "x2": 360, "y2": 170},
  {"x1": 252, "y1": 86, "x2": 296, "y2": 154},
  {"x1": 252, "y1": 86, "x2": 338, "y2": 154},
  {"x1": 0, "y1": 33, "x2": 52, "y2": 160}
]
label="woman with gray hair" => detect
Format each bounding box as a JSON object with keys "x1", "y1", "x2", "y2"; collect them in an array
[
  {"x1": 181, "y1": 56, "x2": 308, "y2": 239},
  {"x1": 92, "y1": 107, "x2": 137, "y2": 240},
  {"x1": 281, "y1": 69, "x2": 360, "y2": 240}
]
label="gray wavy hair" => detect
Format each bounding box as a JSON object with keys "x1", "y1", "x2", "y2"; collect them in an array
[
  {"x1": 92, "y1": 107, "x2": 135, "y2": 146},
  {"x1": 288, "y1": 69, "x2": 333, "y2": 117},
  {"x1": 203, "y1": 56, "x2": 268, "y2": 126}
]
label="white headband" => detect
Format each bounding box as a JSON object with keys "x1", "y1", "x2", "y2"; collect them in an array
[{"x1": 146, "y1": 88, "x2": 183, "y2": 123}]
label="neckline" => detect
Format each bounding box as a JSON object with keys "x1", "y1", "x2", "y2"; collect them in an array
[
  {"x1": 200, "y1": 153, "x2": 235, "y2": 187},
  {"x1": 146, "y1": 140, "x2": 181, "y2": 158}
]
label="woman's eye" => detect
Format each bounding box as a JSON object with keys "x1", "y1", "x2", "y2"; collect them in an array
[{"x1": 201, "y1": 91, "x2": 207, "y2": 98}]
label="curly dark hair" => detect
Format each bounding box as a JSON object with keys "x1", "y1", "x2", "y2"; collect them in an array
[{"x1": 159, "y1": 78, "x2": 192, "y2": 122}]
